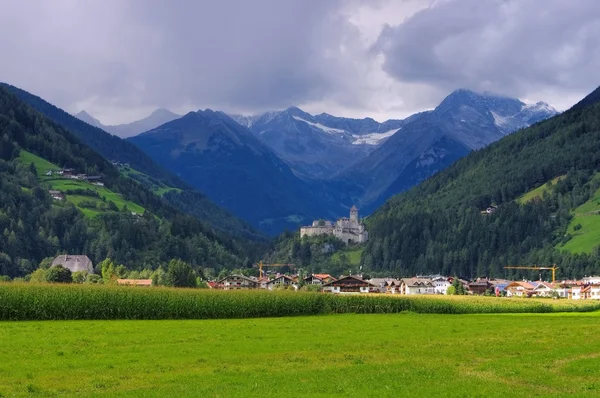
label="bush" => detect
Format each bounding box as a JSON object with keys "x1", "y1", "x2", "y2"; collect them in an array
[
  {"x1": 166, "y1": 259, "x2": 197, "y2": 288},
  {"x1": 45, "y1": 266, "x2": 72, "y2": 283}
]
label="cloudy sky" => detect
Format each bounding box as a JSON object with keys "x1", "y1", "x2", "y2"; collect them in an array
[{"x1": 1, "y1": 0, "x2": 599, "y2": 124}]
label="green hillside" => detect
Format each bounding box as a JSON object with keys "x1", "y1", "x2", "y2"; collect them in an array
[
  {"x1": 560, "y1": 183, "x2": 600, "y2": 253},
  {"x1": 3, "y1": 83, "x2": 264, "y2": 242},
  {"x1": 363, "y1": 86, "x2": 600, "y2": 279},
  {"x1": 0, "y1": 85, "x2": 251, "y2": 278},
  {"x1": 20, "y1": 151, "x2": 145, "y2": 217},
  {"x1": 517, "y1": 175, "x2": 565, "y2": 204}
]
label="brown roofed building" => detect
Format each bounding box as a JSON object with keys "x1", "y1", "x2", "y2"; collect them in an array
[{"x1": 323, "y1": 275, "x2": 374, "y2": 294}]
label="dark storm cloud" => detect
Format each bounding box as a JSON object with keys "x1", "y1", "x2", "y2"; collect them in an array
[
  {"x1": 374, "y1": 0, "x2": 600, "y2": 100},
  {"x1": 0, "y1": 0, "x2": 598, "y2": 122}
]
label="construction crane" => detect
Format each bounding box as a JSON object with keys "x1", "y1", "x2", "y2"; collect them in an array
[
  {"x1": 255, "y1": 261, "x2": 295, "y2": 279},
  {"x1": 503, "y1": 265, "x2": 559, "y2": 283}
]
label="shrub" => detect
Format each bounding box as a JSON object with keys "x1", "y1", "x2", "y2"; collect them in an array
[{"x1": 45, "y1": 266, "x2": 72, "y2": 283}]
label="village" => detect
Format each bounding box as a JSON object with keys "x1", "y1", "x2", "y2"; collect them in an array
[
  {"x1": 210, "y1": 273, "x2": 600, "y2": 299},
  {"x1": 48, "y1": 255, "x2": 600, "y2": 300}
]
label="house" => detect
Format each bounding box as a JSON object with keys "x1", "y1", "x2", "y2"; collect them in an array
[
  {"x1": 217, "y1": 274, "x2": 258, "y2": 290},
  {"x1": 532, "y1": 282, "x2": 556, "y2": 297},
  {"x1": 51, "y1": 255, "x2": 94, "y2": 274},
  {"x1": 117, "y1": 279, "x2": 152, "y2": 287},
  {"x1": 322, "y1": 275, "x2": 374, "y2": 294},
  {"x1": 505, "y1": 281, "x2": 535, "y2": 297},
  {"x1": 368, "y1": 278, "x2": 389, "y2": 293},
  {"x1": 267, "y1": 275, "x2": 298, "y2": 290},
  {"x1": 468, "y1": 278, "x2": 493, "y2": 295},
  {"x1": 45, "y1": 170, "x2": 53, "y2": 176},
  {"x1": 399, "y1": 278, "x2": 435, "y2": 295},
  {"x1": 582, "y1": 276, "x2": 600, "y2": 284},
  {"x1": 385, "y1": 279, "x2": 402, "y2": 294},
  {"x1": 303, "y1": 274, "x2": 336, "y2": 286},
  {"x1": 48, "y1": 190, "x2": 65, "y2": 201},
  {"x1": 417, "y1": 275, "x2": 451, "y2": 294},
  {"x1": 572, "y1": 285, "x2": 592, "y2": 300}
]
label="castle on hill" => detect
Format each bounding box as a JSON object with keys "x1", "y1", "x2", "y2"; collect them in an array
[{"x1": 300, "y1": 206, "x2": 368, "y2": 244}]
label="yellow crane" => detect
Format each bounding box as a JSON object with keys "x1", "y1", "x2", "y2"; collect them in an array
[
  {"x1": 255, "y1": 261, "x2": 295, "y2": 279},
  {"x1": 503, "y1": 265, "x2": 559, "y2": 283}
]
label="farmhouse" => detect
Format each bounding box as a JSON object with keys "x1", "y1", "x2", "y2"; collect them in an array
[
  {"x1": 468, "y1": 278, "x2": 493, "y2": 295},
  {"x1": 51, "y1": 255, "x2": 94, "y2": 274},
  {"x1": 399, "y1": 278, "x2": 435, "y2": 295},
  {"x1": 217, "y1": 275, "x2": 258, "y2": 290},
  {"x1": 267, "y1": 275, "x2": 298, "y2": 290},
  {"x1": 117, "y1": 279, "x2": 152, "y2": 287},
  {"x1": 417, "y1": 275, "x2": 451, "y2": 294},
  {"x1": 48, "y1": 190, "x2": 65, "y2": 201},
  {"x1": 532, "y1": 282, "x2": 556, "y2": 297},
  {"x1": 323, "y1": 275, "x2": 374, "y2": 294}
]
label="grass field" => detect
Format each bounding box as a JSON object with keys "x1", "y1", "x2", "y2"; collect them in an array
[
  {"x1": 330, "y1": 247, "x2": 363, "y2": 265},
  {"x1": 1, "y1": 313, "x2": 599, "y2": 397},
  {"x1": 560, "y1": 185, "x2": 600, "y2": 253},
  {"x1": 517, "y1": 175, "x2": 565, "y2": 204}
]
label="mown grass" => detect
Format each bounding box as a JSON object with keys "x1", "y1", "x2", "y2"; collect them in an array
[
  {"x1": 1, "y1": 283, "x2": 600, "y2": 321},
  {"x1": 561, "y1": 184, "x2": 600, "y2": 253},
  {"x1": 1, "y1": 313, "x2": 600, "y2": 397},
  {"x1": 120, "y1": 166, "x2": 181, "y2": 196},
  {"x1": 517, "y1": 175, "x2": 566, "y2": 204}
]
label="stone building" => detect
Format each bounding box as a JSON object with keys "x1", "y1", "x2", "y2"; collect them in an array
[{"x1": 300, "y1": 206, "x2": 368, "y2": 244}]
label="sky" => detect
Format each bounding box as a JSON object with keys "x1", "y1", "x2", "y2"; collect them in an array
[{"x1": 1, "y1": 0, "x2": 599, "y2": 124}]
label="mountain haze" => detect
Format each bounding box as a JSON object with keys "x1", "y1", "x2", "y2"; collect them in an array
[
  {"x1": 75, "y1": 109, "x2": 181, "y2": 138},
  {"x1": 3, "y1": 83, "x2": 262, "y2": 240}
]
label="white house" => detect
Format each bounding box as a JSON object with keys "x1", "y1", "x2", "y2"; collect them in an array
[
  {"x1": 266, "y1": 275, "x2": 298, "y2": 290},
  {"x1": 399, "y1": 278, "x2": 435, "y2": 295},
  {"x1": 431, "y1": 276, "x2": 451, "y2": 295}
]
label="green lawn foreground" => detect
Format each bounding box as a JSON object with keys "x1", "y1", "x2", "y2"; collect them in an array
[{"x1": 1, "y1": 313, "x2": 599, "y2": 397}]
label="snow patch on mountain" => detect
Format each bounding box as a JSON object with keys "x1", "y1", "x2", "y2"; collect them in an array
[
  {"x1": 352, "y1": 128, "x2": 401, "y2": 145},
  {"x1": 292, "y1": 116, "x2": 346, "y2": 135}
]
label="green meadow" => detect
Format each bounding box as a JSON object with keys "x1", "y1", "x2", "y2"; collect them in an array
[
  {"x1": 19, "y1": 150, "x2": 145, "y2": 217},
  {"x1": 561, "y1": 184, "x2": 600, "y2": 253},
  {"x1": 1, "y1": 313, "x2": 599, "y2": 397}
]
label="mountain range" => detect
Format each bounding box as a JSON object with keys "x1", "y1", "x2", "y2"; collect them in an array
[
  {"x1": 231, "y1": 90, "x2": 558, "y2": 213},
  {"x1": 128, "y1": 110, "x2": 337, "y2": 235},
  {"x1": 76, "y1": 109, "x2": 181, "y2": 138},
  {"x1": 15, "y1": 85, "x2": 559, "y2": 235}
]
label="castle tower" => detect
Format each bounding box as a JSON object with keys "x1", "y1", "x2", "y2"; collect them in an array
[{"x1": 350, "y1": 205, "x2": 359, "y2": 223}]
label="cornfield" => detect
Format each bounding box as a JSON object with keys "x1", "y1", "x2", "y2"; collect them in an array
[{"x1": 1, "y1": 283, "x2": 599, "y2": 321}]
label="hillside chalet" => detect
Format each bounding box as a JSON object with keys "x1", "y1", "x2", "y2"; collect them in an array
[{"x1": 217, "y1": 275, "x2": 258, "y2": 290}]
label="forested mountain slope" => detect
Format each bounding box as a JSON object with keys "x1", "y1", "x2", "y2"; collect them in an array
[
  {"x1": 0, "y1": 86, "x2": 255, "y2": 277},
  {"x1": 2, "y1": 83, "x2": 262, "y2": 241},
  {"x1": 362, "y1": 86, "x2": 600, "y2": 280}
]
